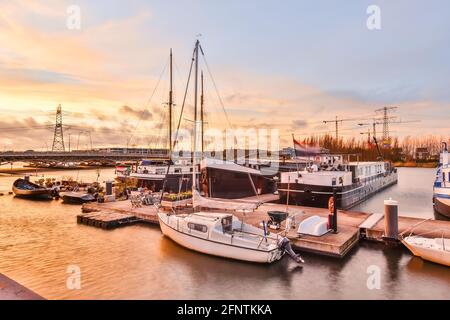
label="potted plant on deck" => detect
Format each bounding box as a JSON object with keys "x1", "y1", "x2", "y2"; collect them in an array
[{"x1": 160, "y1": 191, "x2": 193, "y2": 209}]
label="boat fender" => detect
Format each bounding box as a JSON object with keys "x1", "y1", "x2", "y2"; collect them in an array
[{"x1": 328, "y1": 196, "x2": 335, "y2": 214}]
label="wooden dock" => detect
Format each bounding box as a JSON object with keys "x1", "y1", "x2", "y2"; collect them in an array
[
  {"x1": 80, "y1": 200, "x2": 159, "y2": 229},
  {"x1": 77, "y1": 210, "x2": 141, "y2": 229},
  {"x1": 80, "y1": 198, "x2": 450, "y2": 258},
  {"x1": 234, "y1": 203, "x2": 370, "y2": 257}
]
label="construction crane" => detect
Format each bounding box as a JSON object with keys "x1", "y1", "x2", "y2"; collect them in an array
[
  {"x1": 322, "y1": 116, "x2": 368, "y2": 141},
  {"x1": 358, "y1": 119, "x2": 420, "y2": 147}
]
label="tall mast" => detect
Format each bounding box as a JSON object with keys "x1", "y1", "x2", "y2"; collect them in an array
[
  {"x1": 192, "y1": 40, "x2": 200, "y2": 191},
  {"x1": 200, "y1": 70, "x2": 204, "y2": 157},
  {"x1": 168, "y1": 48, "x2": 173, "y2": 159}
]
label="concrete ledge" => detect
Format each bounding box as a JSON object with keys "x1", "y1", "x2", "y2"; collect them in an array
[{"x1": 0, "y1": 273, "x2": 44, "y2": 300}]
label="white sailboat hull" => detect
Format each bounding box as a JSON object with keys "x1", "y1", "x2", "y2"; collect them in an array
[
  {"x1": 158, "y1": 212, "x2": 284, "y2": 264},
  {"x1": 402, "y1": 238, "x2": 450, "y2": 267}
]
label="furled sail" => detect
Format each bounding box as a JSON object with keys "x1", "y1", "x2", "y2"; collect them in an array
[{"x1": 193, "y1": 190, "x2": 260, "y2": 211}]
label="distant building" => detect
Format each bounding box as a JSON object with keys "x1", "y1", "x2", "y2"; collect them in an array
[
  {"x1": 96, "y1": 147, "x2": 169, "y2": 156},
  {"x1": 415, "y1": 147, "x2": 430, "y2": 161},
  {"x1": 280, "y1": 147, "x2": 295, "y2": 158},
  {"x1": 392, "y1": 147, "x2": 406, "y2": 161}
]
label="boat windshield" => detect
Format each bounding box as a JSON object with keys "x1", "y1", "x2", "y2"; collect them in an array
[{"x1": 221, "y1": 216, "x2": 233, "y2": 233}]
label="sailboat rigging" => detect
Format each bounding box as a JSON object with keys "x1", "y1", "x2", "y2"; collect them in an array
[{"x1": 156, "y1": 40, "x2": 303, "y2": 264}]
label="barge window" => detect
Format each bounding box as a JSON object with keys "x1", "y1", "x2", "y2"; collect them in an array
[
  {"x1": 188, "y1": 223, "x2": 207, "y2": 233},
  {"x1": 174, "y1": 168, "x2": 181, "y2": 173}
]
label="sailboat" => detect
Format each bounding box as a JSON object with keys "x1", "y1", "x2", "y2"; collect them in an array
[
  {"x1": 402, "y1": 236, "x2": 450, "y2": 267},
  {"x1": 116, "y1": 49, "x2": 276, "y2": 198},
  {"x1": 157, "y1": 41, "x2": 301, "y2": 264}
]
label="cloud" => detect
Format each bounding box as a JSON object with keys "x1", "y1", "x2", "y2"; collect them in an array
[
  {"x1": 119, "y1": 105, "x2": 153, "y2": 120},
  {"x1": 0, "y1": 1, "x2": 448, "y2": 151},
  {"x1": 291, "y1": 120, "x2": 308, "y2": 129}
]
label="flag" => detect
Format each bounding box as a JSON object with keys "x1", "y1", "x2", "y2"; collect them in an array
[{"x1": 293, "y1": 135, "x2": 322, "y2": 157}]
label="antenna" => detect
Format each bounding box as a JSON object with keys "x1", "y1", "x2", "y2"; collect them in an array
[
  {"x1": 192, "y1": 40, "x2": 200, "y2": 192},
  {"x1": 52, "y1": 104, "x2": 65, "y2": 152},
  {"x1": 201, "y1": 70, "x2": 205, "y2": 157},
  {"x1": 169, "y1": 48, "x2": 173, "y2": 159}
]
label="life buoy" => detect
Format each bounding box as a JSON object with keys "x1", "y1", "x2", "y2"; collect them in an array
[{"x1": 328, "y1": 196, "x2": 335, "y2": 214}]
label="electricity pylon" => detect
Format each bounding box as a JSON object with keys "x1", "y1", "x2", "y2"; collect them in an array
[{"x1": 52, "y1": 104, "x2": 65, "y2": 152}]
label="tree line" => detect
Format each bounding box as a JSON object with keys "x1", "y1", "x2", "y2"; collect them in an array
[{"x1": 299, "y1": 134, "x2": 449, "y2": 162}]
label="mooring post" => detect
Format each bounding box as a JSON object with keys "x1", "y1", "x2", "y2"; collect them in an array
[
  {"x1": 333, "y1": 188, "x2": 338, "y2": 233},
  {"x1": 383, "y1": 198, "x2": 398, "y2": 241},
  {"x1": 105, "y1": 180, "x2": 113, "y2": 196}
]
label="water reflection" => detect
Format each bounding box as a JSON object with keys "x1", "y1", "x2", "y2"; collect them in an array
[
  {"x1": 158, "y1": 236, "x2": 303, "y2": 299},
  {"x1": 406, "y1": 256, "x2": 450, "y2": 284},
  {"x1": 1, "y1": 168, "x2": 449, "y2": 299},
  {"x1": 433, "y1": 209, "x2": 450, "y2": 221}
]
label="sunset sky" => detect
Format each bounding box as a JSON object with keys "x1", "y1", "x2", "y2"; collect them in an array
[{"x1": 0, "y1": 0, "x2": 449, "y2": 150}]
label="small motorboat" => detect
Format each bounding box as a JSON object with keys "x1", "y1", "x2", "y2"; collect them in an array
[
  {"x1": 59, "y1": 191, "x2": 96, "y2": 204},
  {"x1": 12, "y1": 178, "x2": 52, "y2": 199},
  {"x1": 402, "y1": 236, "x2": 450, "y2": 267}
]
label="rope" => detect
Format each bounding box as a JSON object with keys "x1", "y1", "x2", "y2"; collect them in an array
[
  {"x1": 127, "y1": 57, "x2": 169, "y2": 148},
  {"x1": 159, "y1": 46, "x2": 196, "y2": 202},
  {"x1": 199, "y1": 44, "x2": 236, "y2": 137}
]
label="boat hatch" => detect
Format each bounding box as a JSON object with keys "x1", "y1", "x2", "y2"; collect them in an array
[{"x1": 221, "y1": 216, "x2": 233, "y2": 233}]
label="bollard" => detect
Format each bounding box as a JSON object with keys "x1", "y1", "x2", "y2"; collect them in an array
[
  {"x1": 384, "y1": 198, "x2": 398, "y2": 240},
  {"x1": 332, "y1": 188, "x2": 338, "y2": 233},
  {"x1": 105, "y1": 180, "x2": 113, "y2": 196}
]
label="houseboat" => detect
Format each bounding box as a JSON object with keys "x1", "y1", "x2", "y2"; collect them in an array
[
  {"x1": 116, "y1": 157, "x2": 277, "y2": 199},
  {"x1": 433, "y1": 142, "x2": 450, "y2": 218},
  {"x1": 277, "y1": 154, "x2": 398, "y2": 210}
]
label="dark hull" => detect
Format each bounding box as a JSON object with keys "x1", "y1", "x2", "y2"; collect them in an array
[
  {"x1": 61, "y1": 195, "x2": 96, "y2": 204},
  {"x1": 203, "y1": 168, "x2": 276, "y2": 199},
  {"x1": 118, "y1": 168, "x2": 276, "y2": 199},
  {"x1": 278, "y1": 173, "x2": 398, "y2": 210},
  {"x1": 12, "y1": 180, "x2": 53, "y2": 200},
  {"x1": 117, "y1": 174, "x2": 195, "y2": 194},
  {"x1": 434, "y1": 197, "x2": 450, "y2": 219}
]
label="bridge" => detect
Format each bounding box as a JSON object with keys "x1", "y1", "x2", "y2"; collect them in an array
[{"x1": 0, "y1": 151, "x2": 168, "y2": 163}]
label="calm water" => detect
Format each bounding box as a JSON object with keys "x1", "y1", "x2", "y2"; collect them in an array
[{"x1": 0, "y1": 167, "x2": 449, "y2": 299}]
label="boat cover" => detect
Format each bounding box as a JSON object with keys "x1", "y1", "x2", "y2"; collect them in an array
[{"x1": 193, "y1": 190, "x2": 260, "y2": 211}]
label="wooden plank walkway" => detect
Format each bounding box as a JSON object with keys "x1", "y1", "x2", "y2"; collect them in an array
[
  {"x1": 366, "y1": 215, "x2": 450, "y2": 241},
  {"x1": 359, "y1": 213, "x2": 384, "y2": 229},
  {"x1": 235, "y1": 203, "x2": 369, "y2": 257},
  {"x1": 81, "y1": 200, "x2": 160, "y2": 228},
  {"x1": 77, "y1": 211, "x2": 140, "y2": 229}
]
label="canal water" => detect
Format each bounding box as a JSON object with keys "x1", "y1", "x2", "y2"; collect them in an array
[{"x1": 0, "y1": 167, "x2": 448, "y2": 299}]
